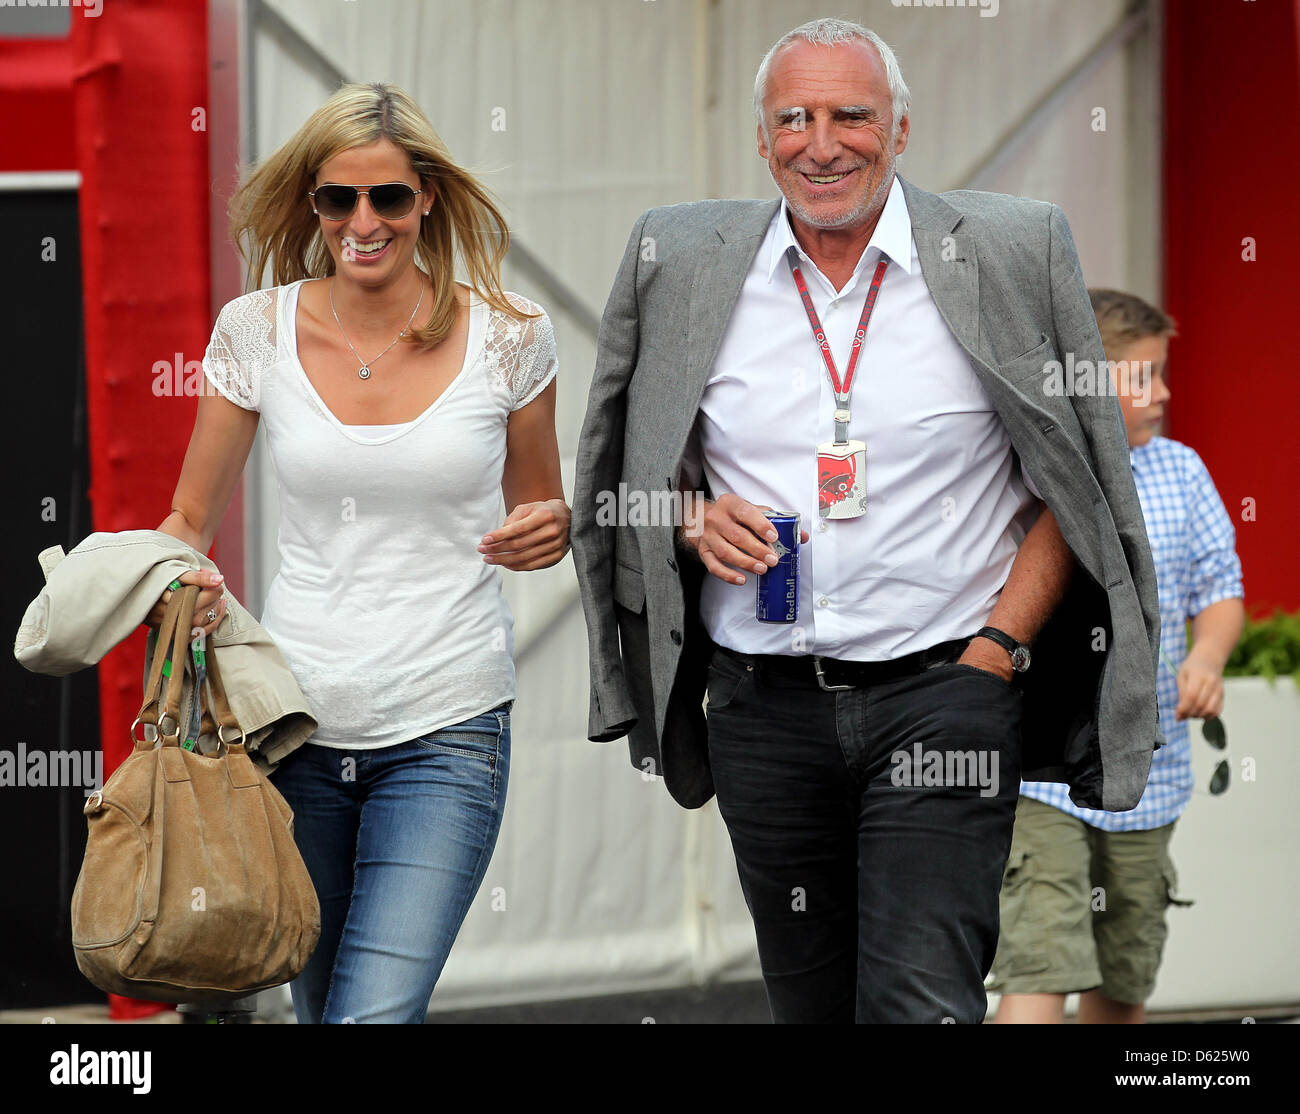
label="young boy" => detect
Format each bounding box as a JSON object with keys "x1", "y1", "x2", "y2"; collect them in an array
[{"x1": 989, "y1": 289, "x2": 1245, "y2": 1024}]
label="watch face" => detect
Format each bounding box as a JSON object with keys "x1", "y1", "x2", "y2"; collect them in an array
[{"x1": 1011, "y1": 646, "x2": 1031, "y2": 672}]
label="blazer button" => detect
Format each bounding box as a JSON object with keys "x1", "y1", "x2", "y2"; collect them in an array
[
  {"x1": 670, "y1": 629, "x2": 682, "y2": 646},
  {"x1": 667, "y1": 557, "x2": 677, "y2": 572}
]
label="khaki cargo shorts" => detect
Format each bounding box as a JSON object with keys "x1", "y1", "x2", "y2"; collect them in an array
[{"x1": 987, "y1": 795, "x2": 1191, "y2": 1004}]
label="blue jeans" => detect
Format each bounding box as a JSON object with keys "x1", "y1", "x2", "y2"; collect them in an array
[
  {"x1": 705, "y1": 647, "x2": 1022, "y2": 1023},
  {"x1": 270, "y1": 703, "x2": 511, "y2": 1023}
]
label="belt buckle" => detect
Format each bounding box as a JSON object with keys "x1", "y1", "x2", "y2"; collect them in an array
[{"x1": 812, "y1": 656, "x2": 855, "y2": 692}]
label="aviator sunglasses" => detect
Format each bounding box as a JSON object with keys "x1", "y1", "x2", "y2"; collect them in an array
[
  {"x1": 308, "y1": 182, "x2": 421, "y2": 221},
  {"x1": 1200, "y1": 713, "x2": 1230, "y2": 796}
]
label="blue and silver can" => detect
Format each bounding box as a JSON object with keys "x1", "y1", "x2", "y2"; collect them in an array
[{"x1": 755, "y1": 510, "x2": 800, "y2": 623}]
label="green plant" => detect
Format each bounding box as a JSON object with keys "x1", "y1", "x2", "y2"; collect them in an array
[{"x1": 1222, "y1": 609, "x2": 1300, "y2": 687}]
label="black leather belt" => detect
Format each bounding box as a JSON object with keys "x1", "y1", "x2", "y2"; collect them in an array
[{"x1": 717, "y1": 638, "x2": 972, "y2": 692}]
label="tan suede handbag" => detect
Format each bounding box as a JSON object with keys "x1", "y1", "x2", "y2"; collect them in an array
[{"x1": 70, "y1": 584, "x2": 320, "y2": 1003}]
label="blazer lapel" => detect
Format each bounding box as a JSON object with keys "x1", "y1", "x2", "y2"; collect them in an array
[
  {"x1": 673, "y1": 203, "x2": 778, "y2": 474},
  {"x1": 685, "y1": 204, "x2": 777, "y2": 395},
  {"x1": 900, "y1": 176, "x2": 987, "y2": 370}
]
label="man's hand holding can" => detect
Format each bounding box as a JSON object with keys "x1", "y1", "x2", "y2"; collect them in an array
[{"x1": 679, "y1": 493, "x2": 811, "y2": 585}]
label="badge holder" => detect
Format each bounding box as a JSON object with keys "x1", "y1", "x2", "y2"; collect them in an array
[{"x1": 818, "y1": 409, "x2": 867, "y2": 520}]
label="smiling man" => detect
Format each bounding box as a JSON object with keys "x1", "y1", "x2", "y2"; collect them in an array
[{"x1": 572, "y1": 18, "x2": 1162, "y2": 1023}]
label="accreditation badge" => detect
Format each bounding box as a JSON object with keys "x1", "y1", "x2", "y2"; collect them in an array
[{"x1": 816, "y1": 440, "x2": 867, "y2": 519}]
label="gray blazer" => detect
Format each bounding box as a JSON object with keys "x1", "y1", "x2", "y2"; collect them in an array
[{"x1": 572, "y1": 175, "x2": 1161, "y2": 813}]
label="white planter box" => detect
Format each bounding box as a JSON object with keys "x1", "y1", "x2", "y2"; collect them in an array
[{"x1": 1145, "y1": 676, "x2": 1300, "y2": 1013}]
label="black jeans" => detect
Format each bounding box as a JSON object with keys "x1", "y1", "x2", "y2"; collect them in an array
[{"x1": 705, "y1": 644, "x2": 1024, "y2": 1023}]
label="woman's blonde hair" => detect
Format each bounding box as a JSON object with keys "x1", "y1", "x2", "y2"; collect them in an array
[{"x1": 229, "y1": 82, "x2": 532, "y2": 346}]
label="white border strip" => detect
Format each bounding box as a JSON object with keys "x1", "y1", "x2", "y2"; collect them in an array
[{"x1": 0, "y1": 171, "x2": 81, "y2": 191}]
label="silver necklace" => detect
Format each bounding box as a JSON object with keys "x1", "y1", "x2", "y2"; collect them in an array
[{"x1": 329, "y1": 278, "x2": 425, "y2": 380}]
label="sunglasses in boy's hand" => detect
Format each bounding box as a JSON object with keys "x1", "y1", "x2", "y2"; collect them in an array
[{"x1": 1201, "y1": 715, "x2": 1229, "y2": 796}]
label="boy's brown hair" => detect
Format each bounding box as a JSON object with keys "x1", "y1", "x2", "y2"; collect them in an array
[{"x1": 1088, "y1": 288, "x2": 1177, "y2": 360}]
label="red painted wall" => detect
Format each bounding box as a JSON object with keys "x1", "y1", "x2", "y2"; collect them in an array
[
  {"x1": 0, "y1": 38, "x2": 75, "y2": 170},
  {"x1": 1163, "y1": 0, "x2": 1300, "y2": 614},
  {"x1": 70, "y1": 0, "x2": 212, "y2": 773}
]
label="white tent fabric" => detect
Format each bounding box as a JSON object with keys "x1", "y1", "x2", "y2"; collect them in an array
[{"x1": 241, "y1": 0, "x2": 1163, "y2": 1012}]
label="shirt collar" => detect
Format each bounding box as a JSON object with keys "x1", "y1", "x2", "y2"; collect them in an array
[
  {"x1": 766, "y1": 173, "x2": 913, "y2": 283},
  {"x1": 1130, "y1": 436, "x2": 1159, "y2": 471}
]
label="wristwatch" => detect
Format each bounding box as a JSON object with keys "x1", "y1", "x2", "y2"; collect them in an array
[{"x1": 973, "y1": 627, "x2": 1032, "y2": 673}]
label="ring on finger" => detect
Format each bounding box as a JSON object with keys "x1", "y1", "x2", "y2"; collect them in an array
[{"x1": 206, "y1": 608, "x2": 218, "y2": 623}]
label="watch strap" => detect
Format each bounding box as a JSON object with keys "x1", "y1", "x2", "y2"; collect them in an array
[
  {"x1": 973, "y1": 626, "x2": 1031, "y2": 672},
  {"x1": 974, "y1": 626, "x2": 1018, "y2": 655}
]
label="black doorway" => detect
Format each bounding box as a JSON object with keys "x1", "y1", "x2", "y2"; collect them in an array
[{"x1": 1, "y1": 185, "x2": 102, "y2": 1009}]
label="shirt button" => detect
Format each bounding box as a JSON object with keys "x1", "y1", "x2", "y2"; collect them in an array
[
  {"x1": 818, "y1": 522, "x2": 829, "y2": 533},
  {"x1": 670, "y1": 629, "x2": 683, "y2": 646},
  {"x1": 817, "y1": 597, "x2": 830, "y2": 608}
]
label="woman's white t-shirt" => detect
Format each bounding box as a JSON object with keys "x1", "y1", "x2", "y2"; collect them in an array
[{"x1": 201, "y1": 278, "x2": 557, "y2": 749}]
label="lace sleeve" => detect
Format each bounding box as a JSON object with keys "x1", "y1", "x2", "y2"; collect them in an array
[
  {"x1": 202, "y1": 290, "x2": 276, "y2": 411},
  {"x1": 487, "y1": 292, "x2": 558, "y2": 411}
]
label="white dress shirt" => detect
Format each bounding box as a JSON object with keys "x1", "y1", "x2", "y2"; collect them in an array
[{"x1": 680, "y1": 175, "x2": 1042, "y2": 660}]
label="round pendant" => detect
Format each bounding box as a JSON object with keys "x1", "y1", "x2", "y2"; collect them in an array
[{"x1": 358, "y1": 366, "x2": 371, "y2": 380}]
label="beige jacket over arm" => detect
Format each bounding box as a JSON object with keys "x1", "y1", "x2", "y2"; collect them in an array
[{"x1": 14, "y1": 530, "x2": 316, "y2": 770}]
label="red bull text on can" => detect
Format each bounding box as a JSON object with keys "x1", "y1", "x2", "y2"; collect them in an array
[{"x1": 756, "y1": 510, "x2": 800, "y2": 623}]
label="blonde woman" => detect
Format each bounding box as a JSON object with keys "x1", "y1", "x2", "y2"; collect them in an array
[{"x1": 145, "y1": 83, "x2": 570, "y2": 1023}]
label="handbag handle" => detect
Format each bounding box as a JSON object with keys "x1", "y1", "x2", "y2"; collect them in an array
[
  {"x1": 134, "y1": 583, "x2": 244, "y2": 750},
  {"x1": 199, "y1": 640, "x2": 245, "y2": 748},
  {"x1": 135, "y1": 583, "x2": 195, "y2": 746}
]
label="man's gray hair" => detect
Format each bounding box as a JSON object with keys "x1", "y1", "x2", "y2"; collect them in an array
[{"x1": 753, "y1": 18, "x2": 911, "y2": 138}]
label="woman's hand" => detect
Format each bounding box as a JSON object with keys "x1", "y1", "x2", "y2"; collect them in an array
[
  {"x1": 478, "y1": 499, "x2": 571, "y2": 571},
  {"x1": 143, "y1": 569, "x2": 227, "y2": 638}
]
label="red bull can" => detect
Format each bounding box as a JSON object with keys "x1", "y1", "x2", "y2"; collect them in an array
[{"x1": 756, "y1": 510, "x2": 800, "y2": 623}]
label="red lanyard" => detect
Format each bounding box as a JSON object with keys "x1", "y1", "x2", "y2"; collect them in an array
[{"x1": 786, "y1": 246, "x2": 889, "y2": 403}]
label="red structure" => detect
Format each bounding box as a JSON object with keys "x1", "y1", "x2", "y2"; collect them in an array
[
  {"x1": 0, "y1": 37, "x2": 76, "y2": 170},
  {"x1": 69, "y1": 0, "x2": 216, "y2": 778},
  {"x1": 1163, "y1": 0, "x2": 1300, "y2": 614}
]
